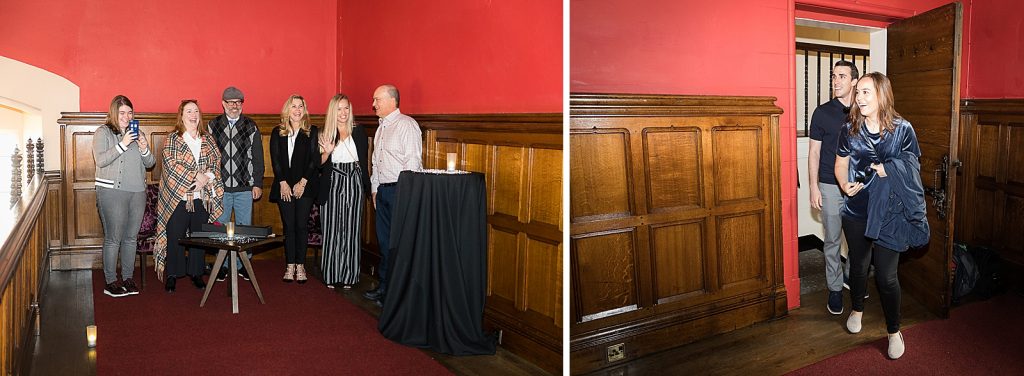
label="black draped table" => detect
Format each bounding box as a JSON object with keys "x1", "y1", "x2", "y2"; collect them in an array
[{"x1": 377, "y1": 170, "x2": 496, "y2": 355}]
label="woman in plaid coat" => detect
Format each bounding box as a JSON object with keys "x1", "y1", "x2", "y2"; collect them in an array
[{"x1": 153, "y1": 99, "x2": 225, "y2": 292}]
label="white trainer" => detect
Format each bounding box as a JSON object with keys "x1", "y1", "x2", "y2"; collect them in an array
[
  {"x1": 888, "y1": 331, "x2": 905, "y2": 359},
  {"x1": 846, "y1": 311, "x2": 862, "y2": 334}
]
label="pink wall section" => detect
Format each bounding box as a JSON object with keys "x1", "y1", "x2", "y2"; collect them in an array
[
  {"x1": 963, "y1": 0, "x2": 1024, "y2": 98},
  {"x1": 0, "y1": 0, "x2": 338, "y2": 114},
  {"x1": 337, "y1": 0, "x2": 562, "y2": 115}
]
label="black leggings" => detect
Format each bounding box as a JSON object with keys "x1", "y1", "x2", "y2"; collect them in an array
[{"x1": 843, "y1": 216, "x2": 902, "y2": 334}]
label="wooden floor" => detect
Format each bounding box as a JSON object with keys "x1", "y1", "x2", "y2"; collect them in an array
[
  {"x1": 21, "y1": 248, "x2": 549, "y2": 376},
  {"x1": 583, "y1": 279, "x2": 937, "y2": 376}
]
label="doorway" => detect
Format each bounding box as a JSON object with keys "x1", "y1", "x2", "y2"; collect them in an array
[{"x1": 795, "y1": 19, "x2": 881, "y2": 297}]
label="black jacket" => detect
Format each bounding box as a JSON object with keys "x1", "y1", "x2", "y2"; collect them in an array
[
  {"x1": 269, "y1": 125, "x2": 320, "y2": 203},
  {"x1": 317, "y1": 125, "x2": 371, "y2": 205}
]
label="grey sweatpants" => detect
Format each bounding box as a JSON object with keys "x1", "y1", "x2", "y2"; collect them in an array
[{"x1": 96, "y1": 187, "x2": 147, "y2": 284}]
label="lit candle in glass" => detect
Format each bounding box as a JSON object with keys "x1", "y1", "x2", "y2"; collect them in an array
[
  {"x1": 446, "y1": 153, "x2": 457, "y2": 171},
  {"x1": 226, "y1": 222, "x2": 235, "y2": 239},
  {"x1": 87, "y1": 325, "x2": 97, "y2": 347}
]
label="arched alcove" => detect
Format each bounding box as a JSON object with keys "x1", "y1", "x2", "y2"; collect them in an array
[{"x1": 0, "y1": 55, "x2": 80, "y2": 172}]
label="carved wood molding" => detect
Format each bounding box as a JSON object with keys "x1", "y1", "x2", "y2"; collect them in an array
[
  {"x1": 570, "y1": 93, "x2": 783, "y2": 118},
  {"x1": 960, "y1": 99, "x2": 1024, "y2": 114},
  {"x1": 0, "y1": 175, "x2": 48, "y2": 289}
]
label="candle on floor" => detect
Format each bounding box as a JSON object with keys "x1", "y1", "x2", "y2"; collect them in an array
[
  {"x1": 86, "y1": 325, "x2": 97, "y2": 347},
  {"x1": 446, "y1": 153, "x2": 457, "y2": 171}
]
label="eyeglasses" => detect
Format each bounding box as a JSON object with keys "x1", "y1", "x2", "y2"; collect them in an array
[{"x1": 225, "y1": 100, "x2": 243, "y2": 107}]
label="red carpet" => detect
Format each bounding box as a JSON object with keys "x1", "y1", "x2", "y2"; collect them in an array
[
  {"x1": 789, "y1": 292, "x2": 1024, "y2": 375},
  {"x1": 92, "y1": 260, "x2": 453, "y2": 375}
]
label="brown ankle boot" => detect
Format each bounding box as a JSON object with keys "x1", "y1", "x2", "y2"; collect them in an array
[
  {"x1": 283, "y1": 264, "x2": 295, "y2": 283},
  {"x1": 295, "y1": 264, "x2": 308, "y2": 284}
]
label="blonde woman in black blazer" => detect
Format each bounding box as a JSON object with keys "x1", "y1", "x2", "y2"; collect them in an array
[{"x1": 269, "y1": 95, "x2": 320, "y2": 284}]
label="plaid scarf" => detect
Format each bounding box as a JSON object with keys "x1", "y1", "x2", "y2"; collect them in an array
[{"x1": 153, "y1": 132, "x2": 225, "y2": 281}]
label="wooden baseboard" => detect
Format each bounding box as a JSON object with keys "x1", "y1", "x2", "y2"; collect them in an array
[{"x1": 485, "y1": 308, "x2": 562, "y2": 375}]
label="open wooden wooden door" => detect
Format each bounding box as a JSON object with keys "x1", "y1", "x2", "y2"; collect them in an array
[{"x1": 886, "y1": 2, "x2": 962, "y2": 319}]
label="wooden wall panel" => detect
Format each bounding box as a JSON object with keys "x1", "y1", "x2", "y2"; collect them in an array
[
  {"x1": 526, "y1": 238, "x2": 560, "y2": 321},
  {"x1": 570, "y1": 94, "x2": 785, "y2": 374},
  {"x1": 530, "y1": 148, "x2": 562, "y2": 228},
  {"x1": 958, "y1": 99, "x2": 1024, "y2": 269},
  {"x1": 717, "y1": 213, "x2": 763, "y2": 287},
  {"x1": 488, "y1": 227, "x2": 519, "y2": 302},
  {"x1": 570, "y1": 131, "x2": 631, "y2": 221},
  {"x1": 56, "y1": 112, "x2": 562, "y2": 374},
  {"x1": 573, "y1": 230, "x2": 638, "y2": 320},
  {"x1": 651, "y1": 221, "x2": 704, "y2": 300},
  {"x1": 644, "y1": 129, "x2": 702, "y2": 212},
  {"x1": 713, "y1": 128, "x2": 762, "y2": 204}
]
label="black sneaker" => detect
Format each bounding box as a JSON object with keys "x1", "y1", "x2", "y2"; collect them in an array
[
  {"x1": 122, "y1": 279, "x2": 140, "y2": 295},
  {"x1": 104, "y1": 281, "x2": 129, "y2": 298},
  {"x1": 827, "y1": 290, "x2": 843, "y2": 315},
  {"x1": 239, "y1": 268, "x2": 250, "y2": 281},
  {"x1": 216, "y1": 269, "x2": 228, "y2": 282}
]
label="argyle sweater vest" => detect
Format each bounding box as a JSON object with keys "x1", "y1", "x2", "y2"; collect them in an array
[{"x1": 209, "y1": 116, "x2": 257, "y2": 190}]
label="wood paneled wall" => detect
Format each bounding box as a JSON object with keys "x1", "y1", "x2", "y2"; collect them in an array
[
  {"x1": 415, "y1": 114, "x2": 563, "y2": 374},
  {"x1": 957, "y1": 99, "x2": 1024, "y2": 267},
  {"x1": 55, "y1": 111, "x2": 562, "y2": 374},
  {"x1": 1, "y1": 175, "x2": 50, "y2": 376},
  {"x1": 569, "y1": 94, "x2": 786, "y2": 374}
]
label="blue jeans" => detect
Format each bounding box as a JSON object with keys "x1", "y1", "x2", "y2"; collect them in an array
[{"x1": 218, "y1": 190, "x2": 254, "y2": 269}]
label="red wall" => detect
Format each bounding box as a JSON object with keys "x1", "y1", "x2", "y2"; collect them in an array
[
  {"x1": 571, "y1": 0, "x2": 803, "y2": 308},
  {"x1": 0, "y1": 0, "x2": 338, "y2": 114},
  {"x1": 337, "y1": 0, "x2": 562, "y2": 115},
  {"x1": 963, "y1": 0, "x2": 1024, "y2": 98}
]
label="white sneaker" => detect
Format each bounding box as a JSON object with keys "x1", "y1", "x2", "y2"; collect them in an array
[
  {"x1": 888, "y1": 332, "x2": 905, "y2": 359},
  {"x1": 846, "y1": 312, "x2": 862, "y2": 334}
]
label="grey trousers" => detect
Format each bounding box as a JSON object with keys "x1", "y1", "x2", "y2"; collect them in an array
[
  {"x1": 819, "y1": 182, "x2": 846, "y2": 292},
  {"x1": 96, "y1": 187, "x2": 146, "y2": 284}
]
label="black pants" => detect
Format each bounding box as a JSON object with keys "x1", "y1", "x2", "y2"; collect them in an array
[
  {"x1": 843, "y1": 216, "x2": 902, "y2": 334},
  {"x1": 166, "y1": 199, "x2": 208, "y2": 278},
  {"x1": 375, "y1": 184, "x2": 397, "y2": 292},
  {"x1": 278, "y1": 196, "x2": 314, "y2": 264}
]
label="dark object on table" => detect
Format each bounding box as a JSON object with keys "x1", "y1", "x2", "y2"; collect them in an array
[{"x1": 199, "y1": 222, "x2": 270, "y2": 236}]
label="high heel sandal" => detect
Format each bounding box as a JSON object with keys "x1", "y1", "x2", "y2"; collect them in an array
[
  {"x1": 295, "y1": 264, "x2": 308, "y2": 284},
  {"x1": 283, "y1": 264, "x2": 295, "y2": 283}
]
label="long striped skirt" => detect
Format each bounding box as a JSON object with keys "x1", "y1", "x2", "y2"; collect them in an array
[{"x1": 320, "y1": 161, "x2": 363, "y2": 285}]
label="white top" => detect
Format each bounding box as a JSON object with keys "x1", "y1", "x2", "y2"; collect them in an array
[
  {"x1": 287, "y1": 129, "x2": 298, "y2": 167},
  {"x1": 331, "y1": 135, "x2": 358, "y2": 164},
  {"x1": 183, "y1": 131, "x2": 215, "y2": 200}
]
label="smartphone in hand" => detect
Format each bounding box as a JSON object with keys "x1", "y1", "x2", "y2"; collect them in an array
[{"x1": 128, "y1": 120, "x2": 140, "y2": 140}]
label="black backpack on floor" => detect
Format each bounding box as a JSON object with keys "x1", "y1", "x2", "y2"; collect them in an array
[{"x1": 953, "y1": 243, "x2": 978, "y2": 302}]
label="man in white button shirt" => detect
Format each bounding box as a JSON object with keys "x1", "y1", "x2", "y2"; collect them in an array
[{"x1": 363, "y1": 84, "x2": 422, "y2": 306}]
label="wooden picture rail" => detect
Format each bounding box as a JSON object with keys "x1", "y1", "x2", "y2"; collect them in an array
[
  {"x1": 0, "y1": 173, "x2": 52, "y2": 376},
  {"x1": 55, "y1": 111, "x2": 563, "y2": 374}
]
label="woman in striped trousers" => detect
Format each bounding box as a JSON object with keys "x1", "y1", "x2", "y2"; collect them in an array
[{"x1": 316, "y1": 94, "x2": 371, "y2": 289}]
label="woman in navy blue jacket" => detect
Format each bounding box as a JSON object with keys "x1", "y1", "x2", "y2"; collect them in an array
[{"x1": 834, "y1": 72, "x2": 924, "y2": 360}]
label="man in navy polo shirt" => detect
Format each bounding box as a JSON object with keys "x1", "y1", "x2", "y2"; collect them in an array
[{"x1": 809, "y1": 60, "x2": 858, "y2": 315}]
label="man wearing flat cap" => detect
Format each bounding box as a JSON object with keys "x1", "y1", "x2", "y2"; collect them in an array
[{"x1": 208, "y1": 86, "x2": 264, "y2": 281}]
